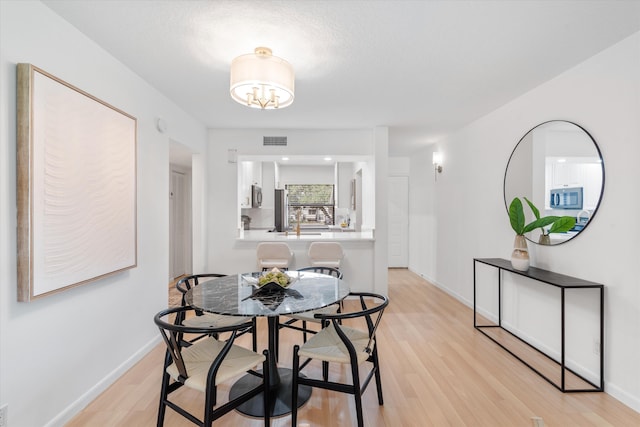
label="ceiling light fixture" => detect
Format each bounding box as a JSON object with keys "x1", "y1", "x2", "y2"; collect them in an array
[{"x1": 230, "y1": 47, "x2": 295, "y2": 110}]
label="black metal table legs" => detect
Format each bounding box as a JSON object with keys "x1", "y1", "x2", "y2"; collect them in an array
[{"x1": 230, "y1": 316, "x2": 311, "y2": 417}]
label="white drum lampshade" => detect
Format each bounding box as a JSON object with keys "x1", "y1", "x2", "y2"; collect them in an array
[{"x1": 230, "y1": 47, "x2": 295, "y2": 109}]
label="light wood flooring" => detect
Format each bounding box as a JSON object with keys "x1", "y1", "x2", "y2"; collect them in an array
[{"x1": 66, "y1": 269, "x2": 640, "y2": 426}]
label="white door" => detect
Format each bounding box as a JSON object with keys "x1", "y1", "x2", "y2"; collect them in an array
[
  {"x1": 170, "y1": 170, "x2": 187, "y2": 279},
  {"x1": 388, "y1": 176, "x2": 409, "y2": 267}
]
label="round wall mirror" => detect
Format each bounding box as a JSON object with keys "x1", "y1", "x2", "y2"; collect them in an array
[{"x1": 504, "y1": 120, "x2": 605, "y2": 245}]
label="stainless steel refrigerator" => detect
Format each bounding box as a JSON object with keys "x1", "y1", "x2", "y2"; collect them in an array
[{"x1": 274, "y1": 189, "x2": 289, "y2": 232}]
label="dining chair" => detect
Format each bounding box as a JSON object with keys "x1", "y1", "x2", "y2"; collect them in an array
[
  {"x1": 307, "y1": 241, "x2": 344, "y2": 268},
  {"x1": 176, "y1": 274, "x2": 257, "y2": 351},
  {"x1": 154, "y1": 306, "x2": 270, "y2": 426},
  {"x1": 291, "y1": 292, "x2": 389, "y2": 427},
  {"x1": 256, "y1": 242, "x2": 293, "y2": 271},
  {"x1": 279, "y1": 266, "x2": 343, "y2": 344}
]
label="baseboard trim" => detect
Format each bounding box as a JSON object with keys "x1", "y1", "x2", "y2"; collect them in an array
[
  {"x1": 44, "y1": 335, "x2": 161, "y2": 427},
  {"x1": 605, "y1": 382, "x2": 640, "y2": 414},
  {"x1": 405, "y1": 267, "x2": 640, "y2": 414}
]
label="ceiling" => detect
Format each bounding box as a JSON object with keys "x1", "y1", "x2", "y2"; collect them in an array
[{"x1": 42, "y1": 1, "x2": 640, "y2": 156}]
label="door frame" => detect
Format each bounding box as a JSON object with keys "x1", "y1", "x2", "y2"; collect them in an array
[{"x1": 170, "y1": 164, "x2": 192, "y2": 279}]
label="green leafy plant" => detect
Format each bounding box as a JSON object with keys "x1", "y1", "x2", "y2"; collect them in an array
[{"x1": 509, "y1": 197, "x2": 576, "y2": 236}]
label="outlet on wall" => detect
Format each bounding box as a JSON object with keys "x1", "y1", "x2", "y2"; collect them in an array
[
  {"x1": 0, "y1": 403, "x2": 8, "y2": 427},
  {"x1": 593, "y1": 338, "x2": 600, "y2": 356}
]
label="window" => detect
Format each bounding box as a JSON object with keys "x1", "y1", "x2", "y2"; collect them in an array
[{"x1": 286, "y1": 184, "x2": 335, "y2": 227}]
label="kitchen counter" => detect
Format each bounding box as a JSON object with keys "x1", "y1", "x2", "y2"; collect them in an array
[
  {"x1": 233, "y1": 229, "x2": 375, "y2": 292},
  {"x1": 238, "y1": 229, "x2": 374, "y2": 242}
]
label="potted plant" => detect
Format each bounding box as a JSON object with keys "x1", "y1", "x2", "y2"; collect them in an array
[
  {"x1": 508, "y1": 197, "x2": 577, "y2": 271},
  {"x1": 522, "y1": 197, "x2": 576, "y2": 245}
]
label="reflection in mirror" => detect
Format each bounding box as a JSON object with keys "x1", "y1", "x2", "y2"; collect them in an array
[{"x1": 504, "y1": 121, "x2": 604, "y2": 245}]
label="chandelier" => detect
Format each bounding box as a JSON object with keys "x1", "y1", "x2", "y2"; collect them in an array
[{"x1": 230, "y1": 47, "x2": 295, "y2": 109}]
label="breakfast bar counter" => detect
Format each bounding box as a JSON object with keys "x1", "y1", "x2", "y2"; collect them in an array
[
  {"x1": 233, "y1": 229, "x2": 375, "y2": 292},
  {"x1": 237, "y1": 229, "x2": 375, "y2": 242}
]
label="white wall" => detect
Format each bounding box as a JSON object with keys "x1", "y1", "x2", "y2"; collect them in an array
[
  {"x1": 337, "y1": 162, "x2": 353, "y2": 210},
  {"x1": 408, "y1": 32, "x2": 640, "y2": 411},
  {"x1": 389, "y1": 156, "x2": 410, "y2": 176},
  {"x1": 279, "y1": 164, "x2": 335, "y2": 185},
  {"x1": 373, "y1": 127, "x2": 389, "y2": 294},
  {"x1": 0, "y1": 2, "x2": 207, "y2": 426}
]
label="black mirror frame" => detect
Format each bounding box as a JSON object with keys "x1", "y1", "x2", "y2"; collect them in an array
[{"x1": 503, "y1": 120, "x2": 605, "y2": 245}]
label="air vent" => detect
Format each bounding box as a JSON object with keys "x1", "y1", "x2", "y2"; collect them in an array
[{"x1": 263, "y1": 136, "x2": 287, "y2": 146}]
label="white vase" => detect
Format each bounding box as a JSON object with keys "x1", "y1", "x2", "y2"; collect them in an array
[{"x1": 511, "y1": 235, "x2": 530, "y2": 271}]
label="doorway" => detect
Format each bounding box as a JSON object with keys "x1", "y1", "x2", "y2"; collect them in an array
[
  {"x1": 170, "y1": 165, "x2": 192, "y2": 279},
  {"x1": 388, "y1": 176, "x2": 409, "y2": 267}
]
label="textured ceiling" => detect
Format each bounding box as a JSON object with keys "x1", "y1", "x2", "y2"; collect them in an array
[{"x1": 42, "y1": 0, "x2": 640, "y2": 155}]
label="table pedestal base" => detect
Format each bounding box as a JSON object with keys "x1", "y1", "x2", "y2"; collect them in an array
[{"x1": 230, "y1": 368, "x2": 311, "y2": 418}]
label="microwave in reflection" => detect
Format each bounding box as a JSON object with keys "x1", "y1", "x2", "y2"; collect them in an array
[{"x1": 550, "y1": 187, "x2": 583, "y2": 210}]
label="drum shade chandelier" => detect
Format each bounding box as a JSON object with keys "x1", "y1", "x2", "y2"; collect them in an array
[{"x1": 230, "y1": 47, "x2": 295, "y2": 109}]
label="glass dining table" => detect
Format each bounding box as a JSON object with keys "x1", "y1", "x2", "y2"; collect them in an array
[{"x1": 185, "y1": 271, "x2": 349, "y2": 417}]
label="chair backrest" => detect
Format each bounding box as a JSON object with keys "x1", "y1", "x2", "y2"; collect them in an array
[
  {"x1": 318, "y1": 292, "x2": 388, "y2": 354},
  {"x1": 256, "y1": 242, "x2": 293, "y2": 270},
  {"x1": 297, "y1": 266, "x2": 343, "y2": 280},
  {"x1": 175, "y1": 274, "x2": 226, "y2": 306},
  {"x1": 154, "y1": 306, "x2": 253, "y2": 383},
  {"x1": 308, "y1": 242, "x2": 344, "y2": 268}
]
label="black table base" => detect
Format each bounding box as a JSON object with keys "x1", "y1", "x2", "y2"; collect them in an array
[{"x1": 230, "y1": 368, "x2": 311, "y2": 418}]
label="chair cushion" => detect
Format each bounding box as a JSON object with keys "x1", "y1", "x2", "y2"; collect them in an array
[
  {"x1": 308, "y1": 242, "x2": 343, "y2": 268},
  {"x1": 182, "y1": 312, "x2": 250, "y2": 328},
  {"x1": 309, "y1": 260, "x2": 341, "y2": 268},
  {"x1": 257, "y1": 243, "x2": 293, "y2": 269},
  {"x1": 286, "y1": 304, "x2": 340, "y2": 322},
  {"x1": 166, "y1": 337, "x2": 264, "y2": 392},
  {"x1": 259, "y1": 259, "x2": 290, "y2": 269},
  {"x1": 297, "y1": 323, "x2": 372, "y2": 365}
]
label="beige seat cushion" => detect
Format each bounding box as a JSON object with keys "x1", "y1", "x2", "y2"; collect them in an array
[
  {"x1": 287, "y1": 304, "x2": 339, "y2": 323},
  {"x1": 182, "y1": 312, "x2": 250, "y2": 328},
  {"x1": 259, "y1": 259, "x2": 290, "y2": 269},
  {"x1": 308, "y1": 242, "x2": 343, "y2": 268},
  {"x1": 297, "y1": 323, "x2": 372, "y2": 365},
  {"x1": 257, "y1": 242, "x2": 293, "y2": 269},
  {"x1": 166, "y1": 337, "x2": 264, "y2": 392},
  {"x1": 309, "y1": 259, "x2": 341, "y2": 268}
]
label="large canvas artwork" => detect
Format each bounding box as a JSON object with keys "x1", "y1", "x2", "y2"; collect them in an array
[{"x1": 17, "y1": 64, "x2": 137, "y2": 301}]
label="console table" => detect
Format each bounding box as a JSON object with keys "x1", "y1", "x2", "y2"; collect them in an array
[{"x1": 473, "y1": 258, "x2": 604, "y2": 392}]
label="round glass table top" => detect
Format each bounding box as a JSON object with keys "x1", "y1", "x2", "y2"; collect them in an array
[{"x1": 185, "y1": 271, "x2": 349, "y2": 317}]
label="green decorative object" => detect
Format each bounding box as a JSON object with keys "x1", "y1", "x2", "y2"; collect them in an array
[
  {"x1": 509, "y1": 197, "x2": 576, "y2": 238},
  {"x1": 508, "y1": 197, "x2": 577, "y2": 270}
]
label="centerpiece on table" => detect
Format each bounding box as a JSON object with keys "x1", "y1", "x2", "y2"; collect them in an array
[
  {"x1": 258, "y1": 268, "x2": 294, "y2": 288},
  {"x1": 509, "y1": 197, "x2": 576, "y2": 271}
]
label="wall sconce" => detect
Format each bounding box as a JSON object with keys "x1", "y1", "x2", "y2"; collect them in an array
[{"x1": 432, "y1": 151, "x2": 443, "y2": 180}]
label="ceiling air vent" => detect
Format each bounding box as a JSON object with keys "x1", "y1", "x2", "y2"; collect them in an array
[{"x1": 263, "y1": 136, "x2": 287, "y2": 146}]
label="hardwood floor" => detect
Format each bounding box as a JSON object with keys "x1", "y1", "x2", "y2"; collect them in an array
[{"x1": 66, "y1": 269, "x2": 640, "y2": 426}]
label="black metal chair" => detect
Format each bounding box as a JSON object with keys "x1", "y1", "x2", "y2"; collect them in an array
[
  {"x1": 291, "y1": 292, "x2": 389, "y2": 427},
  {"x1": 154, "y1": 306, "x2": 270, "y2": 427},
  {"x1": 176, "y1": 274, "x2": 257, "y2": 351},
  {"x1": 278, "y1": 266, "x2": 344, "y2": 343}
]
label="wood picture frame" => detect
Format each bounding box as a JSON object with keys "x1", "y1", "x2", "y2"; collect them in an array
[{"x1": 17, "y1": 64, "x2": 137, "y2": 301}]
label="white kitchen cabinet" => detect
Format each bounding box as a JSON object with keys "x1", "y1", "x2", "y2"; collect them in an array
[{"x1": 239, "y1": 161, "x2": 262, "y2": 208}]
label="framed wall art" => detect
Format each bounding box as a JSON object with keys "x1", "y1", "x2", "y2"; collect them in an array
[{"x1": 17, "y1": 63, "x2": 137, "y2": 301}]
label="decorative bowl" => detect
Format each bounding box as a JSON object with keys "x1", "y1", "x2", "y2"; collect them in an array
[{"x1": 258, "y1": 268, "x2": 294, "y2": 288}]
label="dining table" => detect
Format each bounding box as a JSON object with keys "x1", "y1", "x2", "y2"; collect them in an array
[{"x1": 185, "y1": 270, "x2": 350, "y2": 418}]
